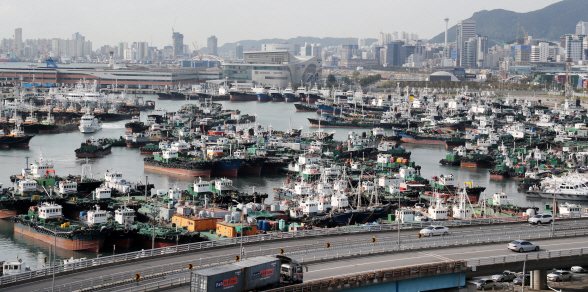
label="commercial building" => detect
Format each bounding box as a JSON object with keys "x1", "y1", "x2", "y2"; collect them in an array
[
  {"x1": 461, "y1": 37, "x2": 477, "y2": 68},
  {"x1": 261, "y1": 43, "x2": 298, "y2": 55},
  {"x1": 531, "y1": 42, "x2": 550, "y2": 62},
  {"x1": 456, "y1": 20, "x2": 476, "y2": 67},
  {"x1": 207, "y1": 35, "x2": 218, "y2": 56},
  {"x1": 14, "y1": 28, "x2": 22, "y2": 57},
  {"x1": 172, "y1": 32, "x2": 184, "y2": 59},
  {"x1": 476, "y1": 36, "x2": 488, "y2": 67},
  {"x1": 221, "y1": 50, "x2": 321, "y2": 87},
  {"x1": 0, "y1": 67, "x2": 214, "y2": 88},
  {"x1": 380, "y1": 41, "x2": 405, "y2": 67}
]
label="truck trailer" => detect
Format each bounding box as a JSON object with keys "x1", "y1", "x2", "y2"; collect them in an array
[{"x1": 190, "y1": 255, "x2": 303, "y2": 292}]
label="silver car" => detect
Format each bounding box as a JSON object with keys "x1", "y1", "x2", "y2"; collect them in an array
[
  {"x1": 507, "y1": 240, "x2": 539, "y2": 252},
  {"x1": 419, "y1": 225, "x2": 450, "y2": 237},
  {"x1": 547, "y1": 270, "x2": 573, "y2": 282},
  {"x1": 492, "y1": 271, "x2": 517, "y2": 282},
  {"x1": 475, "y1": 279, "x2": 496, "y2": 290},
  {"x1": 571, "y1": 266, "x2": 587, "y2": 273}
]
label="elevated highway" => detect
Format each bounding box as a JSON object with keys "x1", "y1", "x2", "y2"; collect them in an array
[{"x1": 4, "y1": 218, "x2": 587, "y2": 292}]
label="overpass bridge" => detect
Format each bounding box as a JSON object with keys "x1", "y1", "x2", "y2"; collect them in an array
[{"x1": 3, "y1": 218, "x2": 588, "y2": 292}]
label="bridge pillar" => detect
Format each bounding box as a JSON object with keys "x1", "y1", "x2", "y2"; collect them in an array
[{"x1": 530, "y1": 269, "x2": 547, "y2": 290}]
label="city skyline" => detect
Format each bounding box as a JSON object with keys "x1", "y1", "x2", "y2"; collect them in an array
[{"x1": 0, "y1": 0, "x2": 560, "y2": 48}]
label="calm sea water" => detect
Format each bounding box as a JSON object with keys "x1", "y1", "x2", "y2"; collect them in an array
[{"x1": 0, "y1": 93, "x2": 572, "y2": 269}]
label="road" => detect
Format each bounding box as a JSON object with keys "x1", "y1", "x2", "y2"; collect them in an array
[
  {"x1": 160, "y1": 236, "x2": 588, "y2": 292},
  {"x1": 2, "y1": 220, "x2": 585, "y2": 292}
]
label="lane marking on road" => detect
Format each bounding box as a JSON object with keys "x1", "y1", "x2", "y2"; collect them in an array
[{"x1": 419, "y1": 251, "x2": 452, "y2": 261}]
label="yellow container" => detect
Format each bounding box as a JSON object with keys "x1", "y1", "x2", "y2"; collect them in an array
[
  {"x1": 32, "y1": 195, "x2": 39, "y2": 199},
  {"x1": 72, "y1": 198, "x2": 76, "y2": 201},
  {"x1": 396, "y1": 158, "x2": 402, "y2": 163}
]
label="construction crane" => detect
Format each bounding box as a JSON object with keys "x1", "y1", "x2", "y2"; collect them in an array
[
  {"x1": 192, "y1": 42, "x2": 203, "y2": 60},
  {"x1": 521, "y1": 26, "x2": 529, "y2": 45}
]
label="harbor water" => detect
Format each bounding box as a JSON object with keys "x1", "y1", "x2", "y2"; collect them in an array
[{"x1": 0, "y1": 96, "x2": 574, "y2": 269}]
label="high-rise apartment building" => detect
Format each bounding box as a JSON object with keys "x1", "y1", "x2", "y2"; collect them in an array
[
  {"x1": 207, "y1": 35, "x2": 218, "y2": 56},
  {"x1": 456, "y1": 20, "x2": 476, "y2": 67},
  {"x1": 172, "y1": 32, "x2": 184, "y2": 58},
  {"x1": 461, "y1": 37, "x2": 478, "y2": 68},
  {"x1": 14, "y1": 28, "x2": 22, "y2": 56},
  {"x1": 565, "y1": 34, "x2": 585, "y2": 61}
]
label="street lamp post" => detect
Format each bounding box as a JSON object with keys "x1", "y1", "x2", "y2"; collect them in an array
[{"x1": 51, "y1": 230, "x2": 69, "y2": 292}]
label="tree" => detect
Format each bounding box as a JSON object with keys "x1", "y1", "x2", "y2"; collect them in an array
[
  {"x1": 352, "y1": 70, "x2": 360, "y2": 80},
  {"x1": 327, "y1": 74, "x2": 336, "y2": 83}
]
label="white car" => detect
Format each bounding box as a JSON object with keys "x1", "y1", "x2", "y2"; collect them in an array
[
  {"x1": 547, "y1": 270, "x2": 573, "y2": 282},
  {"x1": 419, "y1": 225, "x2": 449, "y2": 237},
  {"x1": 528, "y1": 214, "x2": 553, "y2": 225},
  {"x1": 571, "y1": 266, "x2": 587, "y2": 273},
  {"x1": 507, "y1": 240, "x2": 540, "y2": 252}
]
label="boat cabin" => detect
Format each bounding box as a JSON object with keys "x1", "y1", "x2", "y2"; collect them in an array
[
  {"x1": 331, "y1": 194, "x2": 349, "y2": 209},
  {"x1": 58, "y1": 181, "x2": 78, "y2": 195},
  {"x1": 87, "y1": 205, "x2": 108, "y2": 225},
  {"x1": 193, "y1": 178, "x2": 211, "y2": 193},
  {"x1": 2, "y1": 258, "x2": 30, "y2": 275},
  {"x1": 492, "y1": 192, "x2": 508, "y2": 206},
  {"x1": 38, "y1": 202, "x2": 63, "y2": 220},
  {"x1": 115, "y1": 206, "x2": 136, "y2": 225},
  {"x1": 301, "y1": 199, "x2": 319, "y2": 214},
  {"x1": 395, "y1": 207, "x2": 415, "y2": 223},
  {"x1": 18, "y1": 179, "x2": 37, "y2": 194},
  {"x1": 94, "y1": 187, "x2": 112, "y2": 199},
  {"x1": 559, "y1": 202, "x2": 582, "y2": 218}
]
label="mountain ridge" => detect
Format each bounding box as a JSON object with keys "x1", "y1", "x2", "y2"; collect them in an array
[{"x1": 429, "y1": 0, "x2": 588, "y2": 44}]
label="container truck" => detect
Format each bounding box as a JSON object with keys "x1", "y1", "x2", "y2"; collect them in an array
[{"x1": 190, "y1": 255, "x2": 304, "y2": 292}]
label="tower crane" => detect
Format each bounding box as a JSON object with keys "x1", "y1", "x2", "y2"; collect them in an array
[
  {"x1": 521, "y1": 26, "x2": 529, "y2": 45},
  {"x1": 192, "y1": 42, "x2": 203, "y2": 60}
]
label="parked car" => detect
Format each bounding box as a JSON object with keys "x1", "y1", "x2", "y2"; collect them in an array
[
  {"x1": 474, "y1": 279, "x2": 496, "y2": 290},
  {"x1": 528, "y1": 214, "x2": 553, "y2": 225},
  {"x1": 492, "y1": 271, "x2": 517, "y2": 282},
  {"x1": 547, "y1": 270, "x2": 573, "y2": 282},
  {"x1": 507, "y1": 240, "x2": 540, "y2": 252},
  {"x1": 513, "y1": 274, "x2": 530, "y2": 286},
  {"x1": 571, "y1": 266, "x2": 587, "y2": 273},
  {"x1": 419, "y1": 225, "x2": 449, "y2": 237}
]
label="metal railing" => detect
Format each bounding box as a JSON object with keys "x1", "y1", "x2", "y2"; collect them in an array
[
  {"x1": 33, "y1": 225, "x2": 588, "y2": 292},
  {"x1": 467, "y1": 248, "x2": 588, "y2": 267},
  {"x1": 0, "y1": 215, "x2": 543, "y2": 286}
]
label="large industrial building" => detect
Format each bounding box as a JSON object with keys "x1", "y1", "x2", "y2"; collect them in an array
[
  {"x1": 0, "y1": 66, "x2": 219, "y2": 88},
  {"x1": 221, "y1": 50, "x2": 321, "y2": 87}
]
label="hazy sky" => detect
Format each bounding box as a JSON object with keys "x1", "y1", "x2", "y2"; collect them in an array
[{"x1": 2, "y1": 0, "x2": 561, "y2": 48}]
